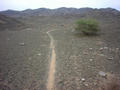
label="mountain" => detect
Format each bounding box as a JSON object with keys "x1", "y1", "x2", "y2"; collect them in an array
[
  {"x1": 0, "y1": 7, "x2": 120, "y2": 18},
  {"x1": 0, "y1": 13, "x2": 24, "y2": 30},
  {"x1": 0, "y1": 7, "x2": 92, "y2": 17},
  {"x1": 0, "y1": 10, "x2": 23, "y2": 17}
]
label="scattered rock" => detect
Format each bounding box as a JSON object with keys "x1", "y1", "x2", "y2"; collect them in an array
[
  {"x1": 64, "y1": 81, "x2": 68, "y2": 85},
  {"x1": 89, "y1": 59, "x2": 93, "y2": 61},
  {"x1": 81, "y1": 78, "x2": 85, "y2": 81},
  {"x1": 83, "y1": 52, "x2": 88, "y2": 55},
  {"x1": 94, "y1": 82, "x2": 97, "y2": 86},
  {"x1": 104, "y1": 47, "x2": 108, "y2": 49},
  {"x1": 37, "y1": 53, "x2": 41, "y2": 56},
  {"x1": 26, "y1": 28, "x2": 32, "y2": 31},
  {"x1": 84, "y1": 83, "x2": 89, "y2": 87},
  {"x1": 89, "y1": 48, "x2": 93, "y2": 50},
  {"x1": 99, "y1": 71, "x2": 107, "y2": 77},
  {"x1": 58, "y1": 79, "x2": 63, "y2": 84},
  {"x1": 19, "y1": 43, "x2": 25, "y2": 46},
  {"x1": 75, "y1": 78, "x2": 80, "y2": 81},
  {"x1": 99, "y1": 54, "x2": 105, "y2": 56},
  {"x1": 60, "y1": 24, "x2": 64, "y2": 27},
  {"x1": 74, "y1": 67, "x2": 77, "y2": 70},
  {"x1": 116, "y1": 48, "x2": 119, "y2": 50},
  {"x1": 28, "y1": 57, "x2": 32, "y2": 60},
  {"x1": 116, "y1": 48, "x2": 119, "y2": 52},
  {"x1": 99, "y1": 48, "x2": 103, "y2": 51},
  {"x1": 77, "y1": 86, "x2": 81, "y2": 89},
  {"x1": 108, "y1": 57, "x2": 113, "y2": 60}
]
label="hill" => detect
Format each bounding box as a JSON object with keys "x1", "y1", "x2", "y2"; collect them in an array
[
  {"x1": 1, "y1": 7, "x2": 119, "y2": 17},
  {"x1": 0, "y1": 13, "x2": 24, "y2": 30}
]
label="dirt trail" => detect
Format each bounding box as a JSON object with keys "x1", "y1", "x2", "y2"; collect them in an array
[{"x1": 46, "y1": 30, "x2": 56, "y2": 90}]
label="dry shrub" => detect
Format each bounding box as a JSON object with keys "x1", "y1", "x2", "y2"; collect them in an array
[{"x1": 75, "y1": 19, "x2": 100, "y2": 35}]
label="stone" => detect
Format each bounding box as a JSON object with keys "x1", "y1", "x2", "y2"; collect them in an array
[
  {"x1": 99, "y1": 71, "x2": 106, "y2": 77},
  {"x1": 61, "y1": 24, "x2": 64, "y2": 27},
  {"x1": 75, "y1": 78, "x2": 80, "y2": 81},
  {"x1": 84, "y1": 83, "x2": 89, "y2": 87},
  {"x1": 26, "y1": 28, "x2": 32, "y2": 31},
  {"x1": 116, "y1": 48, "x2": 119, "y2": 52},
  {"x1": 116, "y1": 48, "x2": 119, "y2": 50},
  {"x1": 99, "y1": 48, "x2": 103, "y2": 51},
  {"x1": 37, "y1": 53, "x2": 41, "y2": 56},
  {"x1": 99, "y1": 54, "x2": 105, "y2": 56},
  {"x1": 108, "y1": 57, "x2": 113, "y2": 60},
  {"x1": 19, "y1": 43, "x2": 25, "y2": 46},
  {"x1": 81, "y1": 78, "x2": 85, "y2": 81},
  {"x1": 77, "y1": 87, "x2": 81, "y2": 89},
  {"x1": 28, "y1": 57, "x2": 32, "y2": 60},
  {"x1": 83, "y1": 52, "x2": 88, "y2": 55},
  {"x1": 74, "y1": 67, "x2": 77, "y2": 70},
  {"x1": 94, "y1": 82, "x2": 97, "y2": 85},
  {"x1": 104, "y1": 47, "x2": 108, "y2": 49},
  {"x1": 89, "y1": 48, "x2": 93, "y2": 50},
  {"x1": 89, "y1": 59, "x2": 93, "y2": 61}
]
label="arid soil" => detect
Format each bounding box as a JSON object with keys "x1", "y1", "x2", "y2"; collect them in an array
[{"x1": 0, "y1": 15, "x2": 120, "y2": 90}]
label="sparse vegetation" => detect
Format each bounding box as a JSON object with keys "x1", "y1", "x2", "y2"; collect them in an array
[{"x1": 75, "y1": 19, "x2": 100, "y2": 35}]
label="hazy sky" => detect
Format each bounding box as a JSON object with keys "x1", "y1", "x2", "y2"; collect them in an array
[{"x1": 0, "y1": 0, "x2": 120, "y2": 11}]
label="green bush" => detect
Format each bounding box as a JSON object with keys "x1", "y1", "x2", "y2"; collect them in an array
[{"x1": 75, "y1": 19, "x2": 100, "y2": 35}]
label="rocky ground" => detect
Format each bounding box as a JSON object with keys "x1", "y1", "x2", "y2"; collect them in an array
[{"x1": 0, "y1": 14, "x2": 120, "y2": 90}]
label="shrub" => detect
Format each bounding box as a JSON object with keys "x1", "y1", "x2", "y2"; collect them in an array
[{"x1": 75, "y1": 19, "x2": 100, "y2": 35}]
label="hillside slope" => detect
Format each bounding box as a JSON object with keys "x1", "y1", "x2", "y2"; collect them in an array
[
  {"x1": 1, "y1": 8, "x2": 119, "y2": 17},
  {"x1": 0, "y1": 14, "x2": 24, "y2": 30}
]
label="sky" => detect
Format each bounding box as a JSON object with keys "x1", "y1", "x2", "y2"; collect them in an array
[{"x1": 0, "y1": 0, "x2": 120, "y2": 11}]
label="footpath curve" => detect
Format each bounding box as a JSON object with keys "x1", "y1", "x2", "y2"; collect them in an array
[{"x1": 46, "y1": 30, "x2": 56, "y2": 90}]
